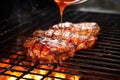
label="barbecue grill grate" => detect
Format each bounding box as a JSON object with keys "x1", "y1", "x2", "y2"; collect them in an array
[{"x1": 0, "y1": 8, "x2": 120, "y2": 80}]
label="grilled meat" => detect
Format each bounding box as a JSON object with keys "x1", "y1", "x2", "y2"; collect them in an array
[
  {"x1": 33, "y1": 22, "x2": 100, "y2": 37},
  {"x1": 24, "y1": 22, "x2": 100, "y2": 64},
  {"x1": 33, "y1": 22, "x2": 100, "y2": 50},
  {"x1": 24, "y1": 37, "x2": 75, "y2": 64}
]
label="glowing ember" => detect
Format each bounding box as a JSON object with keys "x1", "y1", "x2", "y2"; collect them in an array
[
  {"x1": 0, "y1": 62, "x2": 81, "y2": 80},
  {"x1": 0, "y1": 51, "x2": 81, "y2": 80},
  {"x1": 49, "y1": 67, "x2": 81, "y2": 80}
]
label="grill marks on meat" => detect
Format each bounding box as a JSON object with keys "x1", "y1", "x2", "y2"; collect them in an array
[
  {"x1": 24, "y1": 37, "x2": 75, "y2": 64},
  {"x1": 33, "y1": 22, "x2": 100, "y2": 50},
  {"x1": 24, "y1": 22, "x2": 100, "y2": 64}
]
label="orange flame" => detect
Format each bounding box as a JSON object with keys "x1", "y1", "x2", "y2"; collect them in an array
[
  {"x1": 0, "y1": 62, "x2": 81, "y2": 80},
  {"x1": 49, "y1": 67, "x2": 81, "y2": 80},
  {"x1": 0, "y1": 52, "x2": 81, "y2": 80}
]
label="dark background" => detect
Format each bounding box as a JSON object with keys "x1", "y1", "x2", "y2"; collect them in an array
[{"x1": 0, "y1": 0, "x2": 120, "y2": 21}]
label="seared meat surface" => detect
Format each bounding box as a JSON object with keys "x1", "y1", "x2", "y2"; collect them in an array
[
  {"x1": 24, "y1": 36, "x2": 75, "y2": 64},
  {"x1": 33, "y1": 22, "x2": 100, "y2": 50},
  {"x1": 24, "y1": 22, "x2": 100, "y2": 64}
]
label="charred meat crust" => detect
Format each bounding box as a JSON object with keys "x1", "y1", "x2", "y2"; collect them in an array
[{"x1": 24, "y1": 22, "x2": 100, "y2": 64}]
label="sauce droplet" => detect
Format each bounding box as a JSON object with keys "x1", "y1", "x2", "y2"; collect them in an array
[
  {"x1": 54, "y1": 0, "x2": 74, "y2": 40},
  {"x1": 54, "y1": 0, "x2": 74, "y2": 23}
]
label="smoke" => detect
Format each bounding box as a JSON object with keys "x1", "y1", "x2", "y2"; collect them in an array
[{"x1": 10, "y1": 0, "x2": 38, "y2": 23}]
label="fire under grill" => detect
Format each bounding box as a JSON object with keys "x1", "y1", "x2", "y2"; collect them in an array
[{"x1": 0, "y1": 8, "x2": 120, "y2": 80}]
